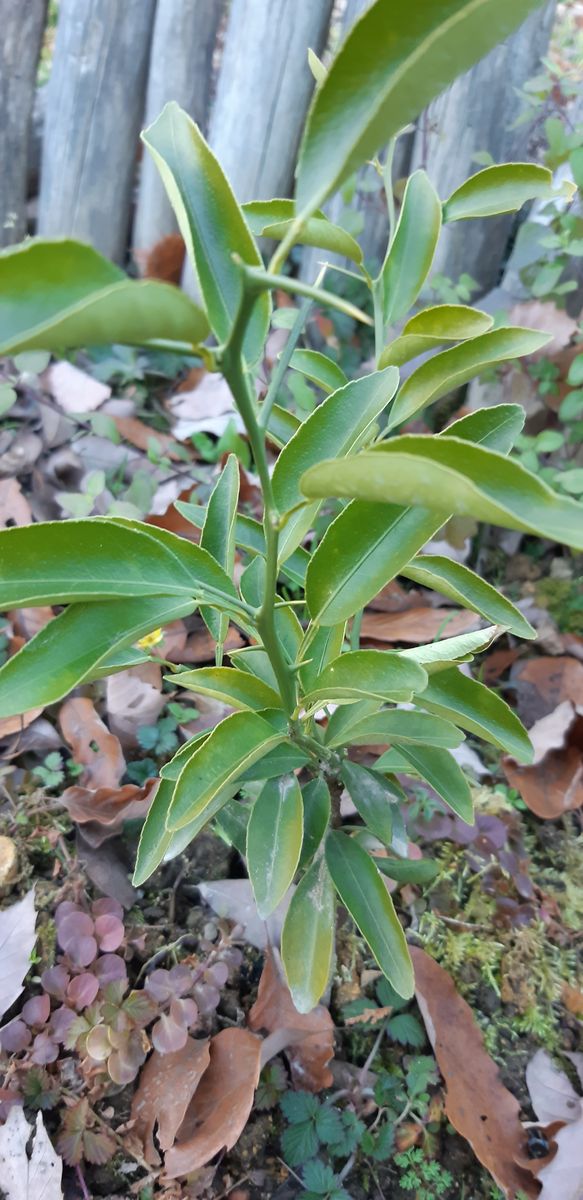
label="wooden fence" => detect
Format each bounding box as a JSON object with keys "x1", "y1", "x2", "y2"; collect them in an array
[{"x1": 0, "y1": 0, "x2": 560, "y2": 300}]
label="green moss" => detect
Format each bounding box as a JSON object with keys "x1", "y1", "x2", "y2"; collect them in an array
[{"x1": 535, "y1": 575, "x2": 583, "y2": 634}]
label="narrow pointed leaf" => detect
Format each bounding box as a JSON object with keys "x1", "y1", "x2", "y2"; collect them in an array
[
  {"x1": 167, "y1": 712, "x2": 288, "y2": 831},
  {"x1": 400, "y1": 625, "x2": 502, "y2": 673},
  {"x1": 0, "y1": 596, "x2": 194, "y2": 718},
  {"x1": 272, "y1": 366, "x2": 399, "y2": 561},
  {"x1": 379, "y1": 304, "x2": 493, "y2": 368},
  {"x1": 417, "y1": 668, "x2": 533, "y2": 762},
  {"x1": 289, "y1": 349, "x2": 348, "y2": 394},
  {"x1": 373, "y1": 855, "x2": 438, "y2": 886},
  {"x1": 386, "y1": 744, "x2": 473, "y2": 824},
  {"x1": 402, "y1": 556, "x2": 535, "y2": 639},
  {"x1": 305, "y1": 404, "x2": 525, "y2": 626},
  {"x1": 200, "y1": 454, "x2": 239, "y2": 647},
  {"x1": 340, "y1": 761, "x2": 398, "y2": 844},
  {"x1": 167, "y1": 667, "x2": 282, "y2": 712},
  {"x1": 387, "y1": 328, "x2": 550, "y2": 430},
  {"x1": 298, "y1": 624, "x2": 346, "y2": 694},
  {"x1": 299, "y1": 778, "x2": 331, "y2": 868},
  {"x1": 0, "y1": 239, "x2": 209, "y2": 356},
  {"x1": 325, "y1": 831, "x2": 413, "y2": 998},
  {"x1": 302, "y1": 651, "x2": 428, "y2": 710},
  {"x1": 247, "y1": 775, "x2": 304, "y2": 918},
  {"x1": 344, "y1": 709, "x2": 464, "y2": 750},
  {"x1": 176, "y1": 501, "x2": 309, "y2": 587},
  {"x1": 134, "y1": 779, "x2": 239, "y2": 886},
  {"x1": 443, "y1": 163, "x2": 572, "y2": 222},
  {"x1": 282, "y1": 855, "x2": 335, "y2": 1013},
  {"x1": 295, "y1": 0, "x2": 542, "y2": 218},
  {"x1": 243, "y1": 199, "x2": 363, "y2": 264},
  {"x1": 324, "y1": 699, "x2": 382, "y2": 748},
  {"x1": 142, "y1": 102, "x2": 269, "y2": 363},
  {"x1": 301, "y1": 434, "x2": 583, "y2": 551},
  {"x1": 161, "y1": 732, "x2": 211, "y2": 780},
  {"x1": 382, "y1": 171, "x2": 441, "y2": 326},
  {"x1": 238, "y1": 742, "x2": 311, "y2": 782}
]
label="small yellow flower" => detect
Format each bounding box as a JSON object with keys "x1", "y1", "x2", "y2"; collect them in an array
[{"x1": 136, "y1": 627, "x2": 164, "y2": 650}]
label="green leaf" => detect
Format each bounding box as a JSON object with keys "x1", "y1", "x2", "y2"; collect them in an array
[
  {"x1": 167, "y1": 711, "x2": 288, "y2": 831},
  {"x1": 0, "y1": 596, "x2": 195, "y2": 718},
  {"x1": 302, "y1": 650, "x2": 428, "y2": 711},
  {"x1": 200, "y1": 454, "x2": 240, "y2": 648},
  {"x1": 373, "y1": 854, "x2": 438, "y2": 886},
  {"x1": 230, "y1": 646, "x2": 279, "y2": 692},
  {"x1": 399, "y1": 625, "x2": 502, "y2": 673},
  {"x1": 382, "y1": 171, "x2": 441, "y2": 326},
  {"x1": 325, "y1": 831, "x2": 413, "y2": 998},
  {"x1": 289, "y1": 349, "x2": 348, "y2": 394},
  {"x1": 299, "y1": 778, "x2": 331, "y2": 868},
  {"x1": 298, "y1": 624, "x2": 346, "y2": 694},
  {"x1": 238, "y1": 741, "x2": 311, "y2": 782},
  {"x1": 282, "y1": 853, "x2": 335, "y2": 1014},
  {"x1": 0, "y1": 239, "x2": 209, "y2": 356},
  {"x1": 212, "y1": 798, "x2": 250, "y2": 856},
  {"x1": 142, "y1": 102, "x2": 269, "y2": 363},
  {"x1": 382, "y1": 743, "x2": 473, "y2": 824},
  {"x1": 295, "y1": 0, "x2": 542, "y2": 219},
  {"x1": 386, "y1": 1012, "x2": 425, "y2": 1047},
  {"x1": 386, "y1": 327, "x2": 550, "y2": 430},
  {"x1": 176, "y1": 501, "x2": 309, "y2": 587},
  {"x1": 160, "y1": 732, "x2": 211, "y2": 780},
  {"x1": 323, "y1": 699, "x2": 381, "y2": 748},
  {"x1": 341, "y1": 709, "x2": 464, "y2": 750},
  {"x1": 247, "y1": 774, "x2": 304, "y2": 918},
  {"x1": 243, "y1": 198, "x2": 363, "y2": 265},
  {"x1": 304, "y1": 404, "x2": 525, "y2": 627},
  {"x1": 402, "y1": 555, "x2": 535, "y2": 639},
  {"x1": 379, "y1": 304, "x2": 494, "y2": 368},
  {"x1": 168, "y1": 666, "x2": 282, "y2": 712},
  {"x1": 133, "y1": 778, "x2": 239, "y2": 886},
  {"x1": 340, "y1": 762, "x2": 397, "y2": 844},
  {"x1": 0, "y1": 516, "x2": 239, "y2": 608},
  {"x1": 416, "y1": 667, "x2": 532, "y2": 762},
  {"x1": 443, "y1": 163, "x2": 570, "y2": 221},
  {"x1": 272, "y1": 366, "x2": 399, "y2": 561},
  {"x1": 300, "y1": 434, "x2": 583, "y2": 551}
]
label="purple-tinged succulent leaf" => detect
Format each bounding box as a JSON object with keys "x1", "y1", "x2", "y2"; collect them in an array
[
  {"x1": 50, "y1": 1004, "x2": 77, "y2": 1043},
  {"x1": 0, "y1": 1018, "x2": 32, "y2": 1052},
  {"x1": 108, "y1": 1032, "x2": 146, "y2": 1084},
  {"x1": 205, "y1": 961, "x2": 229, "y2": 987},
  {"x1": 58, "y1": 911, "x2": 94, "y2": 948},
  {"x1": 169, "y1": 996, "x2": 198, "y2": 1030},
  {"x1": 41, "y1": 965, "x2": 70, "y2": 1000},
  {"x1": 144, "y1": 968, "x2": 174, "y2": 1002},
  {"x1": 85, "y1": 1025, "x2": 111, "y2": 1062},
  {"x1": 67, "y1": 973, "x2": 100, "y2": 1010},
  {"x1": 66, "y1": 935, "x2": 99, "y2": 968},
  {"x1": 55, "y1": 901, "x2": 81, "y2": 923},
  {"x1": 31, "y1": 1031, "x2": 59, "y2": 1064},
  {"x1": 94, "y1": 914, "x2": 124, "y2": 953},
  {"x1": 167, "y1": 964, "x2": 193, "y2": 995},
  {"x1": 220, "y1": 947, "x2": 243, "y2": 969},
  {"x1": 22, "y1": 993, "x2": 51, "y2": 1026},
  {"x1": 91, "y1": 897, "x2": 124, "y2": 921},
  {"x1": 151, "y1": 1012, "x2": 188, "y2": 1054},
  {"x1": 93, "y1": 954, "x2": 128, "y2": 987},
  {"x1": 192, "y1": 982, "x2": 221, "y2": 1014}
]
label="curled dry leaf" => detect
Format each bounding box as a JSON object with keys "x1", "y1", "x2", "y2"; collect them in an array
[
  {"x1": 168, "y1": 372, "x2": 241, "y2": 441},
  {"x1": 360, "y1": 607, "x2": 481, "y2": 645},
  {"x1": 411, "y1": 947, "x2": 538, "y2": 1200},
  {"x1": 179, "y1": 623, "x2": 244, "y2": 664},
  {"x1": 0, "y1": 478, "x2": 32, "y2": 527},
  {"x1": 163, "y1": 1028, "x2": 262, "y2": 1180},
  {"x1": 0, "y1": 889, "x2": 37, "y2": 1022},
  {"x1": 106, "y1": 663, "x2": 165, "y2": 747},
  {"x1": 59, "y1": 696, "x2": 125, "y2": 790},
  {"x1": 111, "y1": 415, "x2": 183, "y2": 460},
  {"x1": 510, "y1": 656, "x2": 583, "y2": 727},
  {"x1": 508, "y1": 301, "x2": 578, "y2": 359},
  {"x1": 62, "y1": 779, "x2": 157, "y2": 847},
  {"x1": 198, "y1": 879, "x2": 294, "y2": 951},
  {"x1": 0, "y1": 707, "x2": 43, "y2": 741},
  {"x1": 0, "y1": 1108, "x2": 63, "y2": 1200},
  {"x1": 248, "y1": 948, "x2": 334, "y2": 1092},
  {"x1": 131, "y1": 1037, "x2": 211, "y2": 1165},
  {"x1": 503, "y1": 706, "x2": 583, "y2": 819},
  {"x1": 537, "y1": 1101, "x2": 583, "y2": 1200},
  {"x1": 526, "y1": 1049, "x2": 582, "y2": 1126},
  {"x1": 45, "y1": 360, "x2": 111, "y2": 414}
]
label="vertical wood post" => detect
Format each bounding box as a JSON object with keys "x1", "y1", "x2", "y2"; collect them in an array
[
  {"x1": 37, "y1": 0, "x2": 156, "y2": 262},
  {"x1": 0, "y1": 0, "x2": 47, "y2": 246}
]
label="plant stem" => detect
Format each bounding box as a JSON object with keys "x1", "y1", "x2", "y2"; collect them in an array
[
  {"x1": 258, "y1": 264, "x2": 327, "y2": 432},
  {"x1": 244, "y1": 264, "x2": 373, "y2": 327},
  {"x1": 350, "y1": 607, "x2": 363, "y2": 651},
  {"x1": 383, "y1": 137, "x2": 397, "y2": 246}
]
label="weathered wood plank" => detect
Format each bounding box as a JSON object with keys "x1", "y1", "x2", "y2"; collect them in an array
[
  {"x1": 38, "y1": 0, "x2": 156, "y2": 262},
  {"x1": 0, "y1": 0, "x2": 47, "y2": 246},
  {"x1": 132, "y1": 0, "x2": 224, "y2": 257}
]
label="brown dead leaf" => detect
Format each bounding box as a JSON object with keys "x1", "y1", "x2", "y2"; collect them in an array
[
  {"x1": 163, "y1": 1028, "x2": 262, "y2": 1180},
  {"x1": 112, "y1": 415, "x2": 183, "y2": 460},
  {"x1": 148, "y1": 493, "x2": 201, "y2": 541},
  {"x1": 503, "y1": 704, "x2": 583, "y2": 818},
  {"x1": 537, "y1": 1104, "x2": 583, "y2": 1200},
  {"x1": 141, "y1": 233, "x2": 186, "y2": 285},
  {"x1": 0, "y1": 708, "x2": 43, "y2": 741},
  {"x1": 508, "y1": 301, "x2": 577, "y2": 358},
  {"x1": 45, "y1": 360, "x2": 111, "y2": 414},
  {"x1": 563, "y1": 984, "x2": 583, "y2": 1016},
  {"x1": 365, "y1": 580, "x2": 426, "y2": 613},
  {"x1": 59, "y1": 697, "x2": 125, "y2": 790},
  {"x1": 411, "y1": 947, "x2": 538, "y2": 1200},
  {"x1": 8, "y1": 608, "x2": 54, "y2": 641},
  {"x1": 131, "y1": 1037, "x2": 211, "y2": 1165},
  {"x1": 168, "y1": 373, "x2": 239, "y2": 441},
  {"x1": 106, "y1": 664, "x2": 165, "y2": 748},
  {"x1": 482, "y1": 648, "x2": 521, "y2": 686},
  {"x1": 510, "y1": 656, "x2": 583, "y2": 726},
  {"x1": 180, "y1": 624, "x2": 244, "y2": 663},
  {"x1": 61, "y1": 780, "x2": 156, "y2": 846},
  {"x1": 0, "y1": 478, "x2": 32, "y2": 527},
  {"x1": 526, "y1": 1049, "x2": 582, "y2": 1126},
  {"x1": 360, "y1": 607, "x2": 481, "y2": 645},
  {"x1": 248, "y1": 948, "x2": 334, "y2": 1091}
]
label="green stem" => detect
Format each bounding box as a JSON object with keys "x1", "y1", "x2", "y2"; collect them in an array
[
  {"x1": 383, "y1": 138, "x2": 397, "y2": 247},
  {"x1": 350, "y1": 608, "x2": 363, "y2": 651},
  {"x1": 259, "y1": 265, "x2": 327, "y2": 432},
  {"x1": 243, "y1": 265, "x2": 373, "y2": 327},
  {"x1": 372, "y1": 276, "x2": 385, "y2": 364}
]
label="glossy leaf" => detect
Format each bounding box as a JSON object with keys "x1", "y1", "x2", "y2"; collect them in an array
[
  {"x1": 380, "y1": 744, "x2": 473, "y2": 824},
  {"x1": 230, "y1": 646, "x2": 279, "y2": 692},
  {"x1": 304, "y1": 404, "x2": 525, "y2": 627},
  {"x1": 443, "y1": 162, "x2": 571, "y2": 222},
  {"x1": 238, "y1": 742, "x2": 310, "y2": 782},
  {"x1": 142, "y1": 102, "x2": 269, "y2": 362},
  {"x1": 295, "y1": 0, "x2": 542, "y2": 218},
  {"x1": 341, "y1": 709, "x2": 464, "y2": 750},
  {"x1": 379, "y1": 304, "x2": 493, "y2": 368},
  {"x1": 176, "y1": 501, "x2": 309, "y2": 588},
  {"x1": 0, "y1": 239, "x2": 209, "y2": 357},
  {"x1": 301, "y1": 434, "x2": 583, "y2": 551},
  {"x1": 340, "y1": 761, "x2": 397, "y2": 844},
  {"x1": 247, "y1": 775, "x2": 303, "y2": 918},
  {"x1": 325, "y1": 831, "x2": 413, "y2": 998},
  {"x1": 298, "y1": 623, "x2": 346, "y2": 694},
  {"x1": 281, "y1": 855, "x2": 335, "y2": 1013},
  {"x1": 402, "y1": 556, "x2": 535, "y2": 639},
  {"x1": 160, "y1": 732, "x2": 211, "y2": 780},
  {"x1": 302, "y1": 650, "x2": 428, "y2": 710},
  {"x1": 168, "y1": 666, "x2": 282, "y2": 712},
  {"x1": 289, "y1": 349, "x2": 348, "y2": 394},
  {"x1": 400, "y1": 624, "x2": 502, "y2": 673},
  {"x1": 134, "y1": 779, "x2": 238, "y2": 886},
  {"x1": 386, "y1": 327, "x2": 550, "y2": 430},
  {"x1": 373, "y1": 855, "x2": 438, "y2": 886},
  {"x1": 0, "y1": 596, "x2": 195, "y2": 718},
  {"x1": 299, "y1": 778, "x2": 331, "y2": 868},
  {"x1": 272, "y1": 366, "x2": 399, "y2": 560},
  {"x1": 417, "y1": 667, "x2": 533, "y2": 762},
  {"x1": 323, "y1": 698, "x2": 381, "y2": 748},
  {"x1": 200, "y1": 455, "x2": 240, "y2": 648},
  {"x1": 0, "y1": 517, "x2": 238, "y2": 608},
  {"x1": 243, "y1": 199, "x2": 363, "y2": 264},
  {"x1": 382, "y1": 171, "x2": 441, "y2": 326},
  {"x1": 167, "y1": 711, "x2": 288, "y2": 831}
]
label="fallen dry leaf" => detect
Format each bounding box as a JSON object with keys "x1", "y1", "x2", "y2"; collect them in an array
[
  {"x1": 248, "y1": 948, "x2": 334, "y2": 1092},
  {"x1": 76, "y1": 831, "x2": 136, "y2": 908},
  {"x1": 0, "y1": 1108, "x2": 63, "y2": 1200},
  {"x1": 563, "y1": 984, "x2": 583, "y2": 1016},
  {"x1": 0, "y1": 478, "x2": 32, "y2": 527},
  {"x1": 132, "y1": 1037, "x2": 211, "y2": 1164},
  {"x1": 0, "y1": 707, "x2": 43, "y2": 741},
  {"x1": 508, "y1": 301, "x2": 578, "y2": 358},
  {"x1": 141, "y1": 232, "x2": 186, "y2": 284},
  {"x1": 411, "y1": 947, "x2": 538, "y2": 1199},
  {"x1": 537, "y1": 1101, "x2": 583, "y2": 1200},
  {"x1": 179, "y1": 624, "x2": 244, "y2": 663},
  {"x1": 510, "y1": 656, "x2": 583, "y2": 727},
  {"x1": 503, "y1": 716, "x2": 583, "y2": 819},
  {"x1": 45, "y1": 360, "x2": 111, "y2": 414},
  {"x1": 106, "y1": 664, "x2": 165, "y2": 748},
  {"x1": 365, "y1": 580, "x2": 426, "y2": 613},
  {"x1": 198, "y1": 879, "x2": 294, "y2": 950},
  {"x1": 61, "y1": 780, "x2": 156, "y2": 847},
  {"x1": 168, "y1": 372, "x2": 241, "y2": 441},
  {"x1": 0, "y1": 889, "x2": 37, "y2": 1022},
  {"x1": 164, "y1": 1028, "x2": 262, "y2": 1179},
  {"x1": 482, "y1": 648, "x2": 521, "y2": 686},
  {"x1": 526, "y1": 1049, "x2": 582, "y2": 1126},
  {"x1": 8, "y1": 607, "x2": 54, "y2": 641},
  {"x1": 111, "y1": 414, "x2": 183, "y2": 460},
  {"x1": 59, "y1": 697, "x2": 125, "y2": 790},
  {"x1": 360, "y1": 607, "x2": 481, "y2": 645}
]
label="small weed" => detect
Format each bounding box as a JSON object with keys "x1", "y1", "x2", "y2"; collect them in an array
[{"x1": 395, "y1": 1147, "x2": 453, "y2": 1198}]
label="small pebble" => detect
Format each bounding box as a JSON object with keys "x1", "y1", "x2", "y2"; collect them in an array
[{"x1": 0, "y1": 837, "x2": 18, "y2": 890}]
